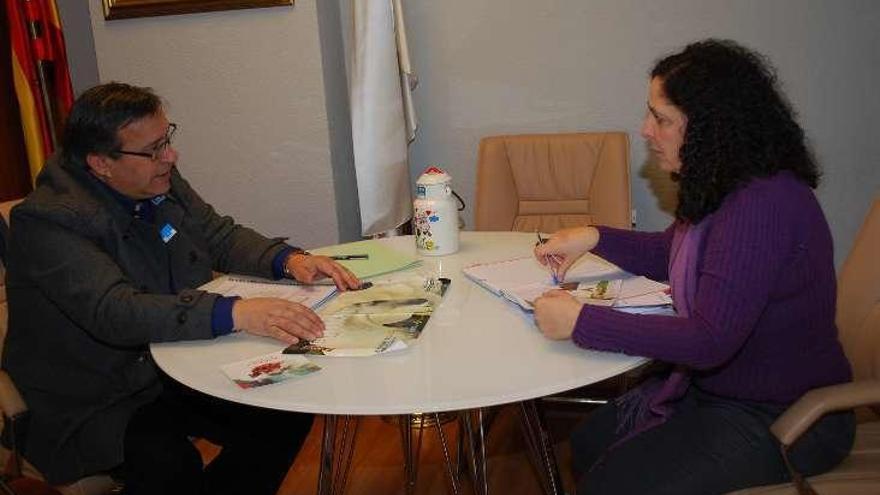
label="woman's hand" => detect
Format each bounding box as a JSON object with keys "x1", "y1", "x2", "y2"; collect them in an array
[
  {"x1": 533, "y1": 226, "x2": 600, "y2": 280},
  {"x1": 286, "y1": 253, "x2": 361, "y2": 290},
  {"x1": 533, "y1": 290, "x2": 584, "y2": 340},
  {"x1": 232, "y1": 297, "x2": 325, "y2": 344}
]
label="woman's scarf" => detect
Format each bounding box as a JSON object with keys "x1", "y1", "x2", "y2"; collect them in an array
[{"x1": 609, "y1": 215, "x2": 712, "y2": 448}]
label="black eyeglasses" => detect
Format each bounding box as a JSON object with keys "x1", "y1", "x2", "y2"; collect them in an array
[{"x1": 114, "y1": 123, "x2": 177, "y2": 161}]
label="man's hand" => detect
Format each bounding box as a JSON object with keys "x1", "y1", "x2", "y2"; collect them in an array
[
  {"x1": 533, "y1": 290, "x2": 583, "y2": 340},
  {"x1": 232, "y1": 297, "x2": 325, "y2": 344},
  {"x1": 533, "y1": 226, "x2": 600, "y2": 281},
  {"x1": 285, "y1": 253, "x2": 361, "y2": 290}
]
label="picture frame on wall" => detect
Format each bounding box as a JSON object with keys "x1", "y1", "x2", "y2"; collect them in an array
[{"x1": 102, "y1": 0, "x2": 293, "y2": 20}]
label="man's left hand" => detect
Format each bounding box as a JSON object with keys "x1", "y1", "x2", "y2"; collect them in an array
[{"x1": 286, "y1": 253, "x2": 361, "y2": 290}]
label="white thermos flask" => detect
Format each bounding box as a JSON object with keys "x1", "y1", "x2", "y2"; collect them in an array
[{"x1": 413, "y1": 166, "x2": 460, "y2": 256}]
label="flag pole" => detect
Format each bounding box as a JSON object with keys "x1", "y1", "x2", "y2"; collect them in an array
[{"x1": 23, "y1": 0, "x2": 59, "y2": 149}]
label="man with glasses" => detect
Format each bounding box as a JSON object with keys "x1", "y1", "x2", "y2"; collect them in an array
[{"x1": 3, "y1": 83, "x2": 361, "y2": 495}]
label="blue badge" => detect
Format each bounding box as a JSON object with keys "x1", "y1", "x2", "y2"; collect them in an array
[{"x1": 160, "y1": 223, "x2": 177, "y2": 243}]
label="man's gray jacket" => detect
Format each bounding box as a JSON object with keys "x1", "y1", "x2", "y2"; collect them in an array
[{"x1": 3, "y1": 154, "x2": 289, "y2": 484}]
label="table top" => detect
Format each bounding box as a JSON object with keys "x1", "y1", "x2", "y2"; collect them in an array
[{"x1": 151, "y1": 231, "x2": 647, "y2": 415}]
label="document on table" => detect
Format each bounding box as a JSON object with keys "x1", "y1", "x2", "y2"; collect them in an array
[
  {"x1": 200, "y1": 275, "x2": 338, "y2": 309},
  {"x1": 464, "y1": 255, "x2": 671, "y2": 312},
  {"x1": 283, "y1": 276, "x2": 451, "y2": 357},
  {"x1": 571, "y1": 276, "x2": 672, "y2": 308},
  {"x1": 462, "y1": 254, "x2": 622, "y2": 308},
  {"x1": 464, "y1": 253, "x2": 623, "y2": 288},
  {"x1": 610, "y1": 276, "x2": 673, "y2": 307},
  {"x1": 310, "y1": 239, "x2": 421, "y2": 281},
  {"x1": 221, "y1": 352, "x2": 321, "y2": 389}
]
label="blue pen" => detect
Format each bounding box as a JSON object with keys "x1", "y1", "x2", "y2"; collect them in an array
[{"x1": 535, "y1": 232, "x2": 561, "y2": 285}]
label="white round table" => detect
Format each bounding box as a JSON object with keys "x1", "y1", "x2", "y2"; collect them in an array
[
  {"x1": 152, "y1": 231, "x2": 647, "y2": 415},
  {"x1": 151, "y1": 231, "x2": 648, "y2": 495}
]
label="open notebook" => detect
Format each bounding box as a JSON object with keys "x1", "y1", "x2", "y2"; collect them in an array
[
  {"x1": 200, "y1": 275, "x2": 338, "y2": 309},
  {"x1": 463, "y1": 254, "x2": 671, "y2": 312}
]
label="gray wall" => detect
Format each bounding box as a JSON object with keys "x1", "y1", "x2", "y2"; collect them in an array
[
  {"x1": 316, "y1": 0, "x2": 361, "y2": 241},
  {"x1": 400, "y1": 0, "x2": 879, "y2": 266},
  {"x1": 56, "y1": 1, "x2": 99, "y2": 93}
]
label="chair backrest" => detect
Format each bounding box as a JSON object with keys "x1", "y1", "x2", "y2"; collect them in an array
[
  {"x1": 1, "y1": 198, "x2": 24, "y2": 364},
  {"x1": 0, "y1": 197, "x2": 120, "y2": 494},
  {"x1": 836, "y1": 197, "x2": 880, "y2": 383},
  {"x1": 1, "y1": 199, "x2": 21, "y2": 266},
  {"x1": 474, "y1": 132, "x2": 631, "y2": 233}
]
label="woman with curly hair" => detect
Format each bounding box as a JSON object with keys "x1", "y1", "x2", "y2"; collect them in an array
[{"x1": 533, "y1": 39, "x2": 854, "y2": 494}]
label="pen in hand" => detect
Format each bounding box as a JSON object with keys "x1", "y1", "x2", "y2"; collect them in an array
[
  {"x1": 535, "y1": 232, "x2": 562, "y2": 285},
  {"x1": 329, "y1": 254, "x2": 369, "y2": 260}
]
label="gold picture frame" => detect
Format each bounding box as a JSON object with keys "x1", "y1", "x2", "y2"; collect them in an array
[{"x1": 102, "y1": 0, "x2": 293, "y2": 20}]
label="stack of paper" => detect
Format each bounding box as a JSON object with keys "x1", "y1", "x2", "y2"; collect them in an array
[
  {"x1": 200, "y1": 275, "x2": 338, "y2": 309},
  {"x1": 311, "y1": 239, "x2": 421, "y2": 280}
]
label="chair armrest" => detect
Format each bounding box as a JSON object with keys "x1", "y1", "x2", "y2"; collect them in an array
[
  {"x1": 0, "y1": 370, "x2": 26, "y2": 417},
  {"x1": 771, "y1": 379, "x2": 880, "y2": 446},
  {"x1": 0, "y1": 370, "x2": 29, "y2": 478}
]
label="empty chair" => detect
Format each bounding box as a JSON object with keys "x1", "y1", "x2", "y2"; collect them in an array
[{"x1": 474, "y1": 132, "x2": 631, "y2": 234}]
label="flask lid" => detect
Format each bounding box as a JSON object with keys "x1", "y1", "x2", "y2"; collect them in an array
[{"x1": 416, "y1": 166, "x2": 451, "y2": 186}]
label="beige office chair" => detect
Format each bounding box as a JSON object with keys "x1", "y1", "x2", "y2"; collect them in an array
[
  {"x1": 474, "y1": 132, "x2": 632, "y2": 233},
  {"x1": 474, "y1": 132, "x2": 647, "y2": 403},
  {"x1": 729, "y1": 197, "x2": 880, "y2": 495},
  {"x1": 0, "y1": 198, "x2": 121, "y2": 495}
]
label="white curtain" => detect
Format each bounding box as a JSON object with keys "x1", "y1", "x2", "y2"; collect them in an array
[{"x1": 350, "y1": 0, "x2": 419, "y2": 237}]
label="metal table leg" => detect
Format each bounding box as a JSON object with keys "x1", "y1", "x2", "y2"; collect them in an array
[
  {"x1": 397, "y1": 413, "x2": 462, "y2": 495},
  {"x1": 317, "y1": 414, "x2": 360, "y2": 495},
  {"x1": 398, "y1": 414, "x2": 426, "y2": 495},
  {"x1": 516, "y1": 400, "x2": 563, "y2": 495},
  {"x1": 460, "y1": 408, "x2": 489, "y2": 495},
  {"x1": 433, "y1": 412, "x2": 462, "y2": 495}
]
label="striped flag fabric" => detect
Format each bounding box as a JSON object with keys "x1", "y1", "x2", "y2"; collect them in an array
[{"x1": 6, "y1": 0, "x2": 74, "y2": 182}]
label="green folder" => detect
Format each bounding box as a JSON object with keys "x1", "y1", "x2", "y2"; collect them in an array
[{"x1": 311, "y1": 240, "x2": 421, "y2": 280}]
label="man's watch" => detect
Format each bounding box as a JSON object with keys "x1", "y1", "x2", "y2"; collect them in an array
[{"x1": 283, "y1": 250, "x2": 311, "y2": 279}]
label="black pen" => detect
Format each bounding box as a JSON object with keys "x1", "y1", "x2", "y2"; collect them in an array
[{"x1": 330, "y1": 254, "x2": 369, "y2": 260}]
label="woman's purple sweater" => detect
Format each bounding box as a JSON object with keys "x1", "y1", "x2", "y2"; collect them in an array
[{"x1": 575, "y1": 172, "x2": 851, "y2": 404}]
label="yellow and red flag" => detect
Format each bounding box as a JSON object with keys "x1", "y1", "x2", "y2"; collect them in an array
[{"x1": 6, "y1": 0, "x2": 74, "y2": 182}]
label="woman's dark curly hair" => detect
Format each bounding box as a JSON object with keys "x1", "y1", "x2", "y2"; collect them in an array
[{"x1": 651, "y1": 39, "x2": 819, "y2": 223}]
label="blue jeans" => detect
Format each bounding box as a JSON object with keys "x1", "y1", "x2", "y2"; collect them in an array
[{"x1": 571, "y1": 386, "x2": 855, "y2": 495}]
